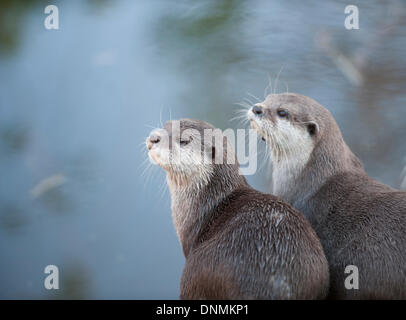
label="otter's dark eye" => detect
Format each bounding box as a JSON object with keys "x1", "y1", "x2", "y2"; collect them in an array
[
  {"x1": 180, "y1": 138, "x2": 192, "y2": 146},
  {"x1": 307, "y1": 123, "x2": 317, "y2": 136},
  {"x1": 277, "y1": 109, "x2": 288, "y2": 118}
]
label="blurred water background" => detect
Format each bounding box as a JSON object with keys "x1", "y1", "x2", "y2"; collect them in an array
[{"x1": 0, "y1": 0, "x2": 405, "y2": 299}]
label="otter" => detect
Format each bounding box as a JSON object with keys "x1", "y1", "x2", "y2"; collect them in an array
[
  {"x1": 247, "y1": 93, "x2": 406, "y2": 299},
  {"x1": 146, "y1": 118, "x2": 329, "y2": 299}
]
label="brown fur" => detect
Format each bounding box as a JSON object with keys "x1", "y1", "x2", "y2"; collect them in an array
[
  {"x1": 251, "y1": 93, "x2": 406, "y2": 299},
  {"x1": 147, "y1": 119, "x2": 330, "y2": 300}
]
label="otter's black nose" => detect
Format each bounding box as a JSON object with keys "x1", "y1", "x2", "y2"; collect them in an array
[
  {"x1": 150, "y1": 134, "x2": 161, "y2": 144},
  {"x1": 147, "y1": 133, "x2": 161, "y2": 150},
  {"x1": 252, "y1": 105, "x2": 263, "y2": 115}
]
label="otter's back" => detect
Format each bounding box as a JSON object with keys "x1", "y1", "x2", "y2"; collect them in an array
[
  {"x1": 308, "y1": 172, "x2": 406, "y2": 299},
  {"x1": 181, "y1": 188, "x2": 329, "y2": 299}
]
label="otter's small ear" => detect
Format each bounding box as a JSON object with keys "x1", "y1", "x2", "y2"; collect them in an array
[{"x1": 307, "y1": 121, "x2": 318, "y2": 136}]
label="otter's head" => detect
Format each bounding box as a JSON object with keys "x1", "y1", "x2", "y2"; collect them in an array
[
  {"x1": 247, "y1": 93, "x2": 336, "y2": 166},
  {"x1": 247, "y1": 93, "x2": 363, "y2": 200},
  {"x1": 146, "y1": 119, "x2": 240, "y2": 189}
]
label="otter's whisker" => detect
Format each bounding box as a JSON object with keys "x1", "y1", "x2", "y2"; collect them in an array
[
  {"x1": 229, "y1": 113, "x2": 249, "y2": 124},
  {"x1": 243, "y1": 97, "x2": 255, "y2": 106},
  {"x1": 158, "y1": 177, "x2": 169, "y2": 200},
  {"x1": 284, "y1": 81, "x2": 289, "y2": 94},
  {"x1": 232, "y1": 108, "x2": 251, "y2": 115},
  {"x1": 140, "y1": 158, "x2": 153, "y2": 178},
  {"x1": 264, "y1": 72, "x2": 273, "y2": 98},
  {"x1": 159, "y1": 108, "x2": 164, "y2": 128},
  {"x1": 233, "y1": 102, "x2": 251, "y2": 109},
  {"x1": 246, "y1": 92, "x2": 261, "y2": 102},
  {"x1": 145, "y1": 124, "x2": 160, "y2": 130},
  {"x1": 274, "y1": 65, "x2": 284, "y2": 94}
]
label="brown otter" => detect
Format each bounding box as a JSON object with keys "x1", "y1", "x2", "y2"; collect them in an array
[
  {"x1": 247, "y1": 93, "x2": 406, "y2": 299},
  {"x1": 146, "y1": 118, "x2": 329, "y2": 299}
]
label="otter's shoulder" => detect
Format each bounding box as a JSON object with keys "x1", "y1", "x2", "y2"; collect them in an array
[
  {"x1": 312, "y1": 171, "x2": 406, "y2": 233},
  {"x1": 220, "y1": 187, "x2": 312, "y2": 234},
  {"x1": 317, "y1": 171, "x2": 398, "y2": 203},
  {"x1": 225, "y1": 187, "x2": 297, "y2": 215}
]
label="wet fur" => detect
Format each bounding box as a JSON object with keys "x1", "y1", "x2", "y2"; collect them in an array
[
  {"x1": 251, "y1": 93, "x2": 406, "y2": 299},
  {"x1": 149, "y1": 119, "x2": 330, "y2": 300}
]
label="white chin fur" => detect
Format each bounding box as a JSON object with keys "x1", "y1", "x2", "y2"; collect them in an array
[
  {"x1": 247, "y1": 114, "x2": 314, "y2": 193},
  {"x1": 150, "y1": 145, "x2": 214, "y2": 188},
  {"x1": 248, "y1": 115, "x2": 266, "y2": 140},
  {"x1": 268, "y1": 118, "x2": 314, "y2": 196},
  {"x1": 148, "y1": 147, "x2": 171, "y2": 167},
  {"x1": 147, "y1": 152, "x2": 158, "y2": 165}
]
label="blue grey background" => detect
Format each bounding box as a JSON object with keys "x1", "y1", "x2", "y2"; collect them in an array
[{"x1": 0, "y1": 0, "x2": 405, "y2": 299}]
